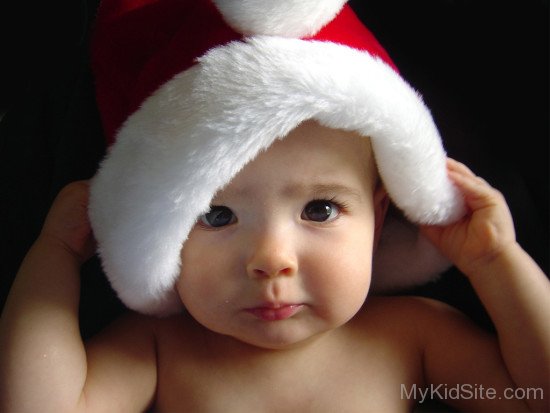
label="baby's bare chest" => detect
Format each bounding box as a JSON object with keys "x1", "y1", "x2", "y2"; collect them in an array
[
  {"x1": 157, "y1": 378, "x2": 412, "y2": 412},
  {"x1": 157, "y1": 367, "x2": 414, "y2": 412},
  {"x1": 154, "y1": 336, "x2": 420, "y2": 412}
]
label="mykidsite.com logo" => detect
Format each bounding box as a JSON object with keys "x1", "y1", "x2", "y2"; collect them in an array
[{"x1": 401, "y1": 383, "x2": 544, "y2": 404}]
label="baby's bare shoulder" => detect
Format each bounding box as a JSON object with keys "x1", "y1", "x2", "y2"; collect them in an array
[
  {"x1": 83, "y1": 311, "x2": 210, "y2": 412},
  {"x1": 82, "y1": 312, "x2": 160, "y2": 411},
  {"x1": 360, "y1": 295, "x2": 468, "y2": 327},
  {"x1": 352, "y1": 295, "x2": 481, "y2": 353},
  {"x1": 359, "y1": 296, "x2": 526, "y2": 412}
]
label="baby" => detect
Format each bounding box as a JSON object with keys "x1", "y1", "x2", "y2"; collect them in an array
[
  {"x1": 1, "y1": 120, "x2": 548, "y2": 412},
  {"x1": 1, "y1": 1, "x2": 549, "y2": 412}
]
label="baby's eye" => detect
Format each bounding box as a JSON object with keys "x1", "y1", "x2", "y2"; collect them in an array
[
  {"x1": 301, "y1": 200, "x2": 341, "y2": 223},
  {"x1": 199, "y1": 206, "x2": 237, "y2": 228}
]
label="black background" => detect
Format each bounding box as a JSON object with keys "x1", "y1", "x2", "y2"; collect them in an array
[{"x1": 1, "y1": 1, "x2": 548, "y2": 340}]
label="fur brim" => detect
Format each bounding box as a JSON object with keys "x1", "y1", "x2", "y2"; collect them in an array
[{"x1": 89, "y1": 36, "x2": 465, "y2": 315}]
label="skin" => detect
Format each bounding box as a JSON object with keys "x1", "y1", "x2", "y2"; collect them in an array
[
  {"x1": 177, "y1": 121, "x2": 384, "y2": 351},
  {"x1": 0, "y1": 121, "x2": 548, "y2": 412}
]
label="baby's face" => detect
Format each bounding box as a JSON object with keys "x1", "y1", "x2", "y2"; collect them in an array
[{"x1": 177, "y1": 121, "x2": 384, "y2": 349}]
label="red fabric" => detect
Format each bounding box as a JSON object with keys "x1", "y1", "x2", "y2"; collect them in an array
[
  {"x1": 92, "y1": 0, "x2": 241, "y2": 144},
  {"x1": 309, "y1": 5, "x2": 398, "y2": 73},
  {"x1": 92, "y1": 1, "x2": 397, "y2": 145}
]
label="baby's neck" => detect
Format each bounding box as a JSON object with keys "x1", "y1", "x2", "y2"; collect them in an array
[{"x1": 201, "y1": 324, "x2": 342, "y2": 367}]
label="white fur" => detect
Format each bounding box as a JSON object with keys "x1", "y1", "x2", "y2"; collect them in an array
[
  {"x1": 212, "y1": 0, "x2": 347, "y2": 37},
  {"x1": 89, "y1": 37, "x2": 465, "y2": 315}
]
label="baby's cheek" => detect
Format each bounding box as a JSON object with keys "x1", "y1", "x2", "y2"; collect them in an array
[
  {"x1": 307, "y1": 260, "x2": 371, "y2": 324},
  {"x1": 332, "y1": 256, "x2": 373, "y2": 313},
  {"x1": 176, "y1": 272, "x2": 213, "y2": 318}
]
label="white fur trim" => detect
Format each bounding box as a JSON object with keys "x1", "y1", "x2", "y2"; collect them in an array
[
  {"x1": 212, "y1": 0, "x2": 347, "y2": 37},
  {"x1": 89, "y1": 36, "x2": 465, "y2": 315}
]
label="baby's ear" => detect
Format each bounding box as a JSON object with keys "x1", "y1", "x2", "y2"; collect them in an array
[{"x1": 373, "y1": 185, "x2": 389, "y2": 249}]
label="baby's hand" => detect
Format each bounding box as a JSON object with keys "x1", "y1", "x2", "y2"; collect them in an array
[
  {"x1": 420, "y1": 159, "x2": 517, "y2": 276},
  {"x1": 38, "y1": 181, "x2": 96, "y2": 264}
]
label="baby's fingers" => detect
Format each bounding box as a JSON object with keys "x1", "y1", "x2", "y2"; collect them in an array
[
  {"x1": 40, "y1": 181, "x2": 96, "y2": 262},
  {"x1": 447, "y1": 159, "x2": 503, "y2": 212},
  {"x1": 447, "y1": 158, "x2": 476, "y2": 177}
]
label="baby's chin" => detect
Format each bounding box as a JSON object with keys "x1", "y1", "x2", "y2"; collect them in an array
[{"x1": 216, "y1": 317, "x2": 352, "y2": 352}]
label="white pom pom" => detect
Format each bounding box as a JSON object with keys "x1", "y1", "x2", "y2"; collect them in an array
[{"x1": 212, "y1": 0, "x2": 347, "y2": 37}]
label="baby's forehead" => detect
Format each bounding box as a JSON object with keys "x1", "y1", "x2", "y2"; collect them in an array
[
  {"x1": 277, "y1": 121, "x2": 376, "y2": 177},
  {"x1": 263, "y1": 121, "x2": 373, "y2": 164},
  {"x1": 214, "y1": 122, "x2": 377, "y2": 201}
]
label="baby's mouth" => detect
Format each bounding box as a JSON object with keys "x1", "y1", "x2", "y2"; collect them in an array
[{"x1": 245, "y1": 303, "x2": 304, "y2": 321}]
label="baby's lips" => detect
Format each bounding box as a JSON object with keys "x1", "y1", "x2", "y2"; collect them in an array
[{"x1": 245, "y1": 304, "x2": 304, "y2": 321}]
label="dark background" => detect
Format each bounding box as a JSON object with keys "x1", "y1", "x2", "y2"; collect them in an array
[{"x1": 1, "y1": 1, "x2": 548, "y2": 341}]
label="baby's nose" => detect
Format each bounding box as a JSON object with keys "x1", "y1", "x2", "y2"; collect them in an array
[{"x1": 246, "y1": 229, "x2": 297, "y2": 279}]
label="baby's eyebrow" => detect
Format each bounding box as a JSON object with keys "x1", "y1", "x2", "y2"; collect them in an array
[
  {"x1": 283, "y1": 182, "x2": 363, "y2": 201},
  {"x1": 216, "y1": 181, "x2": 364, "y2": 204}
]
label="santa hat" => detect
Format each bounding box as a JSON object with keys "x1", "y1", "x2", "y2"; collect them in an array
[{"x1": 89, "y1": 0, "x2": 465, "y2": 316}]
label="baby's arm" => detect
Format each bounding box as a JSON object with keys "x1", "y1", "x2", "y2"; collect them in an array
[
  {"x1": 421, "y1": 159, "x2": 550, "y2": 411},
  {"x1": 0, "y1": 182, "x2": 157, "y2": 412}
]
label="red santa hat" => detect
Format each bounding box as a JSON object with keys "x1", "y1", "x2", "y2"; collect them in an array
[{"x1": 89, "y1": 0, "x2": 465, "y2": 316}]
